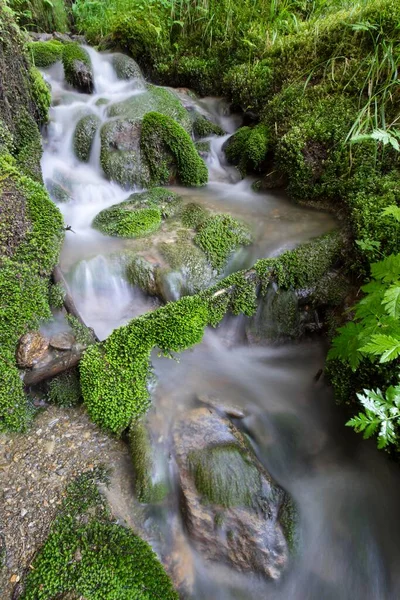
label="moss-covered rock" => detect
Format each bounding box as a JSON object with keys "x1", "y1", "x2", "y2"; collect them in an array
[
  {"x1": 73, "y1": 114, "x2": 101, "y2": 162},
  {"x1": 28, "y1": 40, "x2": 64, "y2": 68},
  {"x1": 46, "y1": 178, "x2": 73, "y2": 203},
  {"x1": 112, "y1": 53, "x2": 143, "y2": 81},
  {"x1": 141, "y1": 111, "x2": 208, "y2": 187},
  {"x1": 193, "y1": 113, "x2": 225, "y2": 138},
  {"x1": 62, "y1": 43, "x2": 94, "y2": 94},
  {"x1": 14, "y1": 108, "x2": 44, "y2": 182},
  {"x1": 9, "y1": 0, "x2": 69, "y2": 33},
  {"x1": 195, "y1": 214, "x2": 252, "y2": 271},
  {"x1": 93, "y1": 187, "x2": 182, "y2": 237},
  {"x1": 159, "y1": 238, "x2": 215, "y2": 295},
  {"x1": 224, "y1": 124, "x2": 270, "y2": 176},
  {"x1": 47, "y1": 370, "x2": 82, "y2": 407},
  {"x1": 126, "y1": 255, "x2": 162, "y2": 297},
  {"x1": 20, "y1": 470, "x2": 178, "y2": 599},
  {"x1": 181, "y1": 202, "x2": 209, "y2": 229},
  {"x1": 129, "y1": 420, "x2": 168, "y2": 503},
  {"x1": 29, "y1": 67, "x2": 51, "y2": 125}
]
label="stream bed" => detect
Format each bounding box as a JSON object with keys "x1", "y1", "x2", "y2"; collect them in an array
[{"x1": 37, "y1": 48, "x2": 400, "y2": 599}]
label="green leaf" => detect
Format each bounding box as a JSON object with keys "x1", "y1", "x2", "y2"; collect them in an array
[
  {"x1": 371, "y1": 254, "x2": 400, "y2": 283},
  {"x1": 382, "y1": 285, "x2": 400, "y2": 317},
  {"x1": 381, "y1": 205, "x2": 400, "y2": 223},
  {"x1": 327, "y1": 321, "x2": 363, "y2": 370},
  {"x1": 360, "y1": 334, "x2": 400, "y2": 362}
]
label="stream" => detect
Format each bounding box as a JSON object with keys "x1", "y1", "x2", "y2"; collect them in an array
[{"x1": 40, "y1": 49, "x2": 400, "y2": 599}]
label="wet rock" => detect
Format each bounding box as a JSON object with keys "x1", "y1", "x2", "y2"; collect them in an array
[
  {"x1": 173, "y1": 407, "x2": 289, "y2": 580},
  {"x1": 73, "y1": 114, "x2": 101, "y2": 162},
  {"x1": 70, "y1": 35, "x2": 87, "y2": 45},
  {"x1": 63, "y1": 44, "x2": 94, "y2": 94},
  {"x1": 16, "y1": 332, "x2": 49, "y2": 368},
  {"x1": 49, "y1": 332, "x2": 76, "y2": 351},
  {"x1": 45, "y1": 178, "x2": 72, "y2": 204},
  {"x1": 197, "y1": 394, "x2": 245, "y2": 419},
  {"x1": 29, "y1": 32, "x2": 53, "y2": 42},
  {"x1": 126, "y1": 256, "x2": 162, "y2": 297},
  {"x1": 53, "y1": 32, "x2": 71, "y2": 44},
  {"x1": 166, "y1": 517, "x2": 196, "y2": 597},
  {"x1": 112, "y1": 53, "x2": 143, "y2": 82}
]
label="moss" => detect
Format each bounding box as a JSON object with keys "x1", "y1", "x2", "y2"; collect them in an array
[
  {"x1": 48, "y1": 370, "x2": 82, "y2": 408},
  {"x1": 159, "y1": 238, "x2": 214, "y2": 295},
  {"x1": 195, "y1": 214, "x2": 252, "y2": 272},
  {"x1": 28, "y1": 40, "x2": 64, "y2": 68},
  {"x1": 112, "y1": 53, "x2": 142, "y2": 80},
  {"x1": 126, "y1": 256, "x2": 161, "y2": 297},
  {"x1": 107, "y1": 85, "x2": 191, "y2": 133},
  {"x1": 66, "y1": 315, "x2": 96, "y2": 347},
  {"x1": 279, "y1": 494, "x2": 299, "y2": 554},
  {"x1": 10, "y1": 0, "x2": 69, "y2": 33},
  {"x1": 188, "y1": 443, "x2": 262, "y2": 509},
  {"x1": 195, "y1": 140, "x2": 211, "y2": 156},
  {"x1": 21, "y1": 469, "x2": 178, "y2": 600},
  {"x1": 29, "y1": 67, "x2": 51, "y2": 125},
  {"x1": 80, "y1": 295, "x2": 209, "y2": 434},
  {"x1": 62, "y1": 43, "x2": 93, "y2": 93},
  {"x1": 173, "y1": 55, "x2": 219, "y2": 97},
  {"x1": 92, "y1": 188, "x2": 182, "y2": 238},
  {"x1": 14, "y1": 108, "x2": 43, "y2": 182},
  {"x1": 224, "y1": 61, "x2": 274, "y2": 113},
  {"x1": 181, "y1": 202, "x2": 209, "y2": 229},
  {"x1": 73, "y1": 114, "x2": 101, "y2": 162},
  {"x1": 129, "y1": 420, "x2": 168, "y2": 503},
  {"x1": 224, "y1": 124, "x2": 270, "y2": 175},
  {"x1": 48, "y1": 282, "x2": 66, "y2": 309},
  {"x1": 193, "y1": 114, "x2": 225, "y2": 138},
  {"x1": 141, "y1": 112, "x2": 208, "y2": 187}
]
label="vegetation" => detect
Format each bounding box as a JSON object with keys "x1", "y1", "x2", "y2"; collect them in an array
[
  {"x1": 62, "y1": 43, "x2": 94, "y2": 93},
  {"x1": 73, "y1": 114, "x2": 101, "y2": 162},
  {"x1": 195, "y1": 214, "x2": 252, "y2": 271},
  {"x1": 129, "y1": 420, "x2": 168, "y2": 503},
  {"x1": 47, "y1": 370, "x2": 82, "y2": 407},
  {"x1": 10, "y1": 0, "x2": 69, "y2": 32},
  {"x1": 21, "y1": 469, "x2": 178, "y2": 599},
  {"x1": 28, "y1": 40, "x2": 64, "y2": 68}
]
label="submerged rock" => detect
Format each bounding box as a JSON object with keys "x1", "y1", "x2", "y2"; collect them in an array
[
  {"x1": 112, "y1": 53, "x2": 143, "y2": 82},
  {"x1": 73, "y1": 114, "x2": 101, "y2": 162},
  {"x1": 16, "y1": 332, "x2": 49, "y2": 368},
  {"x1": 126, "y1": 255, "x2": 162, "y2": 297},
  {"x1": 173, "y1": 407, "x2": 290, "y2": 579}
]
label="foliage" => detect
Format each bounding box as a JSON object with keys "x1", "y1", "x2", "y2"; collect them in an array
[
  {"x1": 21, "y1": 469, "x2": 178, "y2": 599},
  {"x1": 66, "y1": 315, "x2": 96, "y2": 347},
  {"x1": 195, "y1": 214, "x2": 252, "y2": 271},
  {"x1": 48, "y1": 282, "x2": 66, "y2": 309},
  {"x1": 28, "y1": 40, "x2": 64, "y2": 68},
  {"x1": 141, "y1": 111, "x2": 208, "y2": 187},
  {"x1": 47, "y1": 370, "x2": 82, "y2": 407},
  {"x1": 9, "y1": 0, "x2": 69, "y2": 33},
  {"x1": 193, "y1": 114, "x2": 225, "y2": 138},
  {"x1": 73, "y1": 114, "x2": 101, "y2": 163},
  {"x1": 181, "y1": 202, "x2": 209, "y2": 229},
  {"x1": 224, "y1": 124, "x2": 270, "y2": 175}
]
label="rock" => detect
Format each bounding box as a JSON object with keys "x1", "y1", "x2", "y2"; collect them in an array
[
  {"x1": 192, "y1": 113, "x2": 225, "y2": 138},
  {"x1": 166, "y1": 517, "x2": 196, "y2": 597},
  {"x1": 70, "y1": 35, "x2": 87, "y2": 45},
  {"x1": 29, "y1": 32, "x2": 53, "y2": 42},
  {"x1": 112, "y1": 53, "x2": 143, "y2": 82},
  {"x1": 126, "y1": 256, "x2": 162, "y2": 297},
  {"x1": 53, "y1": 32, "x2": 72, "y2": 44},
  {"x1": 73, "y1": 114, "x2": 101, "y2": 162},
  {"x1": 16, "y1": 332, "x2": 49, "y2": 368},
  {"x1": 49, "y1": 332, "x2": 76, "y2": 351},
  {"x1": 173, "y1": 407, "x2": 289, "y2": 580},
  {"x1": 197, "y1": 394, "x2": 245, "y2": 419},
  {"x1": 62, "y1": 44, "x2": 94, "y2": 94}
]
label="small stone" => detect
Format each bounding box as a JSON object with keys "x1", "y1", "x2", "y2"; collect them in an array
[
  {"x1": 16, "y1": 332, "x2": 49, "y2": 368},
  {"x1": 49, "y1": 331, "x2": 76, "y2": 351},
  {"x1": 44, "y1": 440, "x2": 55, "y2": 455},
  {"x1": 10, "y1": 574, "x2": 20, "y2": 583},
  {"x1": 21, "y1": 508, "x2": 28, "y2": 517}
]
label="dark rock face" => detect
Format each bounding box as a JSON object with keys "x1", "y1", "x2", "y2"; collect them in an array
[
  {"x1": 16, "y1": 332, "x2": 49, "y2": 368},
  {"x1": 71, "y1": 60, "x2": 94, "y2": 94},
  {"x1": 173, "y1": 407, "x2": 290, "y2": 580}
]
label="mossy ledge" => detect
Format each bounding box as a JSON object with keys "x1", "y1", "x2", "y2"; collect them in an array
[
  {"x1": 62, "y1": 43, "x2": 94, "y2": 94},
  {"x1": 80, "y1": 231, "x2": 341, "y2": 434},
  {"x1": 20, "y1": 469, "x2": 178, "y2": 599},
  {"x1": 28, "y1": 40, "x2": 64, "y2": 68}
]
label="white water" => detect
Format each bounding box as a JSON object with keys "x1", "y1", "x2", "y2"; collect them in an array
[{"x1": 40, "y1": 49, "x2": 400, "y2": 600}]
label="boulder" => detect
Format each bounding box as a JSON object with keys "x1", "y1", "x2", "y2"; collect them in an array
[
  {"x1": 112, "y1": 53, "x2": 143, "y2": 82},
  {"x1": 126, "y1": 256, "x2": 162, "y2": 297},
  {"x1": 16, "y1": 332, "x2": 49, "y2": 368},
  {"x1": 73, "y1": 114, "x2": 101, "y2": 162},
  {"x1": 62, "y1": 43, "x2": 94, "y2": 94},
  {"x1": 173, "y1": 407, "x2": 290, "y2": 579},
  {"x1": 158, "y1": 238, "x2": 215, "y2": 296},
  {"x1": 49, "y1": 332, "x2": 76, "y2": 351}
]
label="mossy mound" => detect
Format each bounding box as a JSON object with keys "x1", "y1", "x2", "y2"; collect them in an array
[
  {"x1": 112, "y1": 53, "x2": 143, "y2": 81},
  {"x1": 126, "y1": 256, "x2": 161, "y2": 297},
  {"x1": 29, "y1": 67, "x2": 51, "y2": 126},
  {"x1": 224, "y1": 124, "x2": 270, "y2": 175},
  {"x1": 73, "y1": 114, "x2": 101, "y2": 162},
  {"x1": 159, "y1": 238, "x2": 215, "y2": 295},
  {"x1": 193, "y1": 113, "x2": 225, "y2": 138},
  {"x1": 9, "y1": 0, "x2": 68, "y2": 33},
  {"x1": 28, "y1": 40, "x2": 64, "y2": 68},
  {"x1": 129, "y1": 420, "x2": 168, "y2": 503},
  {"x1": 141, "y1": 111, "x2": 208, "y2": 187},
  {"x1": 181, "y1": 202, "x2": 209, "y2": 229},
  {"x1": 189, "y1": 443, "x2": 262, "y2": 508},
  {"x1": 107, "y1": 85, "x2": 191, "y2": 133},
  {"x1": 47, "y1": 370, "x2": 82, "y2": 408},
  {"x1": 62, "y1": 43, "x2": 94, "y2": 94},
  {"x1": 93, "y1": 188, "x2": 182, "y2": 238},
  {"x1": 21, "y1": 470, "x2": 178, "y2": 599},
  {"x1": 195, "y1": 214, "x2": 252, "y2": 271},
  {"x1": 13, "y1": 108, "x2": 44, "y2": 182}
]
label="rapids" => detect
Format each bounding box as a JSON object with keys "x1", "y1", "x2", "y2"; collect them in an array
[{"x1": 39, "y1": 48, "x2": 400, "y2": 599}]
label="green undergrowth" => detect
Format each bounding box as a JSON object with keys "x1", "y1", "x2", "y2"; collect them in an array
[
  {"x1": 47, "y1": 370, "x2": 82, "y2": 408},
  {"x1": 80, "y1": 231, "x2": 341, "y2": 434},
  {"x1": 28, "y1": 40, "x2": 64, "y2": 68},
  {"x1": 21, "y1": 468, "x2": 178, "y2": 599},
  {"x1": 10, "y1": 0, "x2": 69, "y2": 33},
  {"x1": 225, "y1": 124, "x2": 270, "y2": 175},
  {"x1": 141, "y1": 111, "x2": 208, "y2": 187},
  {"x1": 195, "y1": 214, "x2": 252, "y2": 271}
]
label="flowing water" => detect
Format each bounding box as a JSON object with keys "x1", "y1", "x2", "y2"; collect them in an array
[{"x1": 40, "y1": 49, "x2": 400, "y2": 599}]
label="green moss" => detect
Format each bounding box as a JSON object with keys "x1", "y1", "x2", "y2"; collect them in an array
[
  {"x1": 195, "y1": 214, "x2": 252, "y2": 271},
  {"x1": 224, "y1": 61, "x2": 274, "y2": 113},
  {"x1": 173, "y1": 55, "x2": 219, "y2": 97},
  {"x1": 73, "y1": 114, "x2": 101, "y2": 162},
  {"x1": 29, "y1": 67, "x2": 51, "y2": 125},
  {"x1": 188, "y1": 443, "x2": 262, "y2": 509},
  {"x1": 181, "y1": 202, "x2": 209, "y2": 229},
  {"x1": 80, "y1": 295, "x2": 209, "y2": 434},
  {"x1": 10, "y1": 0, "x2": 69, "y2": 33},
  {"x1": 48, "y1": 282, "x2": 66, "y2": 309},
  {"x1": 129, "y1": 420, "x2": 167, "y2": 503},
  {"x1": 224, "y1": 124, "x2": 270, "y2": 175},
  {"x1": 48, "y1": 370, "x2": 82, "y2": 408},
  {"x1": 62, "y1": 43, "x2": 93, "y2": 93},
  {"x1": 0, "y1": 120, "x2": 14, "y2": 157},
  {"x1": 66, "y1": 315, "x2": 96, "y2": 347},
  {"x1": 21, "y1": 469, "x2": 178, "y2": 600},
  {"x1": 279, "y1": 495, "x2": 299, "y2": 554},
  {"x1": 126, "y1": 256, "x2": 161, "y2": 297},
  {"x1": 94, "y1": 205, "x2": 161, "y2": 238},
  {"x1": 14, "y1": 108, "x2": 43, "y2": 182},
  {"x1": 193, "y1": 114, "x2": 225, "y2": 138},
  {"x1": 141, "y1": 111, "x2": 208, "y2": 187},
  {"x1": 159, "y1": 238, "x2": 214, "y2": 295},
  {"x1": 28, "y1": 41, "x2": 64, "y2": 68}
]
